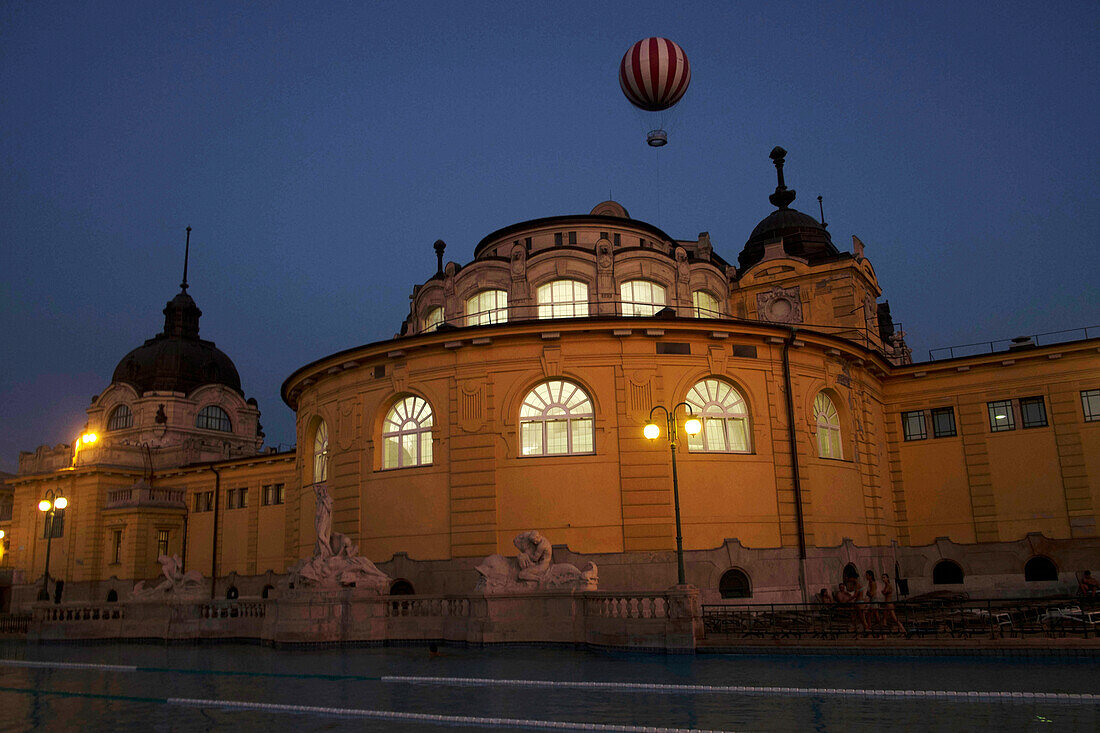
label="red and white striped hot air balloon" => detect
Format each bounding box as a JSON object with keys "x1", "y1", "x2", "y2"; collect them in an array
[{"x1": 619, "y1": 37, "x2": 691, "y2": 146}]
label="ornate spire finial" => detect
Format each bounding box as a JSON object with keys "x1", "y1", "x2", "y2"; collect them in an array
[
  {"x1": 180, "y1": 226, "x2": 192, "y2": 292},
  {"x1": 817, "y1": 195, "x2": 828, "y2": 229},
  {"x1": 768, "y1": 146, "x2": 796, "y2": 209},
  {"x1": 434, "y1": 239, "x2": 446, "y2": 275}
]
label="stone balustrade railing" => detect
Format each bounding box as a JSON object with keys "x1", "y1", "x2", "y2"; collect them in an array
[
  {"x1": 105, "y1": 486, "x2": 187, "y2": 509},
  {"x1": 384, "y1": 596, "x2": 470, "y2": 618},
  {"x1": 35, "y1": 604, "x2": 124, "y2": 622},
  {"x1": 585, "y1": 593, "x2": 669, "y2": 619}
]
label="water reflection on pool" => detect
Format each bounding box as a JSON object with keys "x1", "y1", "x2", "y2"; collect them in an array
[{"x1": 0, "y1": 642, "x2": 1096, "y2": 732}]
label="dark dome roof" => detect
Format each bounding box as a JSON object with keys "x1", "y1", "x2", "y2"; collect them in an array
[
  {"x1": 111, "y1": 290, "x2": 242, "y2": 396},
  {"x1": 738, "y1": 146, "x2": 840, "y2": 271}
]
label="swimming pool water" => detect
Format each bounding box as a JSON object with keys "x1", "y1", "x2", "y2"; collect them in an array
[{"x1": 0, "y1": 641, "x2": 1096, "y2": 731}]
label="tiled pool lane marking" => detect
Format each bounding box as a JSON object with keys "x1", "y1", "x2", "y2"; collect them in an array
[
  {"x1": 383, "y1": 676, "x2": 1100, "y2": 704},
  {"x1": 0, "y1": 685, "x2": 727, "y2": 732},
  {"x1": 170, "y1": 697, "x2": 731, "y2": 731},
  {"x1": 0, "y1": 660, "x2": 139, "y2": 672},
  {"x1": 2, "y1": 660, "x2": 1097, "y2": 705}
]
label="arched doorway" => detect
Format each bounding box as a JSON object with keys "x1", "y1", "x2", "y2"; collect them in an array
[
  {"x1": 932, "y1": 560, "x2": 964, "y2": 585},
  {"x1": 390, "y1": 579, "x2": 415, "y2": 595},
  {"x1": 718, "y1": 568, "x2": 751, "y2": 599},
  {"x1": 1024, "y1": 556, "x2": 1058, "y2": 582}
]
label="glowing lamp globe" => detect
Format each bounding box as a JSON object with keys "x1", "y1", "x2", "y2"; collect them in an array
[
  {"x1": 684, "y1": 417, "x2": 702, "y2": 436},
  {"x1": 38, "y1": 500, "x2": 51, "y2": 512},
  {"x1": 54, "y1": 497, "x2": 68, "y2": 510},
  {"x1": 643, "y1": 423, "x2": 661, "y2": 440}
]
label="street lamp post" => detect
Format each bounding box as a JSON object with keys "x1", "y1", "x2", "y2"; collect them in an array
[
  {"x1": 37, "y1": 489, "x2": 67, "y2": 602},
  {"x1": 644, "y1": 403, "x2": 702, "y2": 586}
]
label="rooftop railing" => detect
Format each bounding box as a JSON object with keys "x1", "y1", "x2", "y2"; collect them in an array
[{"x1": 928, "y1": 326, "x2": 1099, "y2": 362}]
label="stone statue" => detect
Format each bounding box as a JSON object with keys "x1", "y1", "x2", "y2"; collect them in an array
[
  {"x1": 286, "y1": 489, "x2": 391, "y2": 593},
  {"x1": 133, "y1": 554, "x2": 204, "y2": 597},
  {"x1": 475, "y1": 530, "x2": 597, "y2": 593},
  {"x1": 313, "y1": 482, "x2": 333, "y2": 558}
]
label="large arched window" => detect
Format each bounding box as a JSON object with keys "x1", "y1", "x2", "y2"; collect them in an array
[
  {"x1": 423, "y1": 306, "x2": 444, "y2": 332},
  {"x1": 692, "y1": 291, "x2": 720, "y2": 318},
  {"x1": 519, "y1": 380, "x2": 594, "y2": 456},
  {"x1": 620, "y1": 280, "x2": 666, "y2": 317},
  {"x1": 719, "y1": 568, "x2": 752, "y2": 599},
  {"x1": 313, "y1": 420, "x2": 329, "y2": 483},
  {"x1": 107, "y1": 405, "x2": 133, "y2": 431},
  {"x1": 1024, "y1": 556, "x2": 1058, "y2": 582},
  {"x1": 813, "y1": 392, "x2": 843, "y2": 459},
  {"x1": 382, "y1": 396, "x2": 434, "y2": 469},
  {"x1": 196, "y1": 405, "x2": 232, "y2": 432},
  {"x1": 685, "y1": 379, "x2": 750, "y2": 453},
  {"x1": 537, "y1": 280, "x2": 589, "y2": 319},
  {"x1": 466, "y1": 290, "x2": 508, "y2": 326},
  {"x1": 932, "y1": 560, "x2": 964, "y2": 584}
]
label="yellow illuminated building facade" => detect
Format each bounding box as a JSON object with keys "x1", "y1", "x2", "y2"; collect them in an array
[{"x1": 4, "y1": 151, "x2": 1098, "y2": 610}]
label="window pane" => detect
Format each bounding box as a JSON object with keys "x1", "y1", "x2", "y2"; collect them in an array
[
  {"x1": 384, "y1": 435, "x2": 400, "y2": 469},
  {"x1": 692, "y1": 291, "x2": 719, "y2": 318},
  {"x1": 705, "y1": 418, "x2": 725, "y2": 451},
  {"x1": 727, "y1": 418, "x2": 749, "y2": 452},
  {"x1": 931, "y1": 407, "x2": 957, "y2": 438},
  {"x1": 546, "y1": 420, "x2": 568, "y2": 454},
  {"x1": 423, "y1": 307, "x2": 444, "y2": 332},
  {"x1": 902, "y1": 411, "x2": 927, "y2": 441},
  {"x1": 1020, "y1": 397, "x2": 1047, "y2": 429},
  {"x1": 571, "y1": 419, "x2": 593, "y2": 453},
  {"x1": 828, "y1": 428, "x2": 842, "y2": 459},
  {"x1": 401, "y1": 433, "x2": 417, "y2": 466},
  {"x1": 1082, "y1": 390, "x2": 1100, "y2": 421},
  {"x1": 521, "y1": 422, "x2": 543, "y2": 456},
  {"x1": 620, "y1": 280, "x2": 666, "y2": 316},
  {"x1": 420, "y1": 432, "x2": 433, "y2": 464},
  {"x1": 987, "y1": 400, "x2": 1015, "y2": 432},
  {"x1": 1083, "y1": 390, "x2": 1100, "y2": 422}
]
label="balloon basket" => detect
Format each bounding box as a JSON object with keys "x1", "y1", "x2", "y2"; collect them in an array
[{"x1": 646, "y1": 130, "x2": 668, "y2": 147}]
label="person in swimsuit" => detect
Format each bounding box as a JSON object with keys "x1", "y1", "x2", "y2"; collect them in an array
[
  {"x1": 864, "y1": 570, "x2": 880, "y2": 629},
  {"x1": 880, "y1": 572, "x2": 906, "y2": 633}
]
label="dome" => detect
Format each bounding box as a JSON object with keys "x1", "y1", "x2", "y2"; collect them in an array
[
  {"x1": 738, "y1": 147, "x2": 840, "y2": 271},
  {"x1": 111, "y1": 290, "x2": 243, "y2": 396}
]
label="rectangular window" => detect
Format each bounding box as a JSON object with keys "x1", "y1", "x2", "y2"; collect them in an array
[
  {"x1": 1020, "y1": 396, "x2": 1048, "y2": 429},
  {"x1": 194, "y1": 493, "x2": 203, "y2": 512},
  {"x1": 931, "y1": 407, "x2": 957, "y2": 438},
  {"x1": 203, "y1": 491, "x2": 214, "y2": 512},
  {"x1": 987, "y1": 400, "x2": 1015, "y2": 432},
  {"x1": 901, "y1": 411, "x2": 927, "y2": 441},
  {"x1": 567, "y1": 231, "x2": 576, "y2": 245},
  {"x1": 238, "y1": 488, "x2": 248, "y2": 508},
  {"x1": 554, "y1": 233, "x2": 563, "y2": 245},
  {"x1": 613, "y1": 233, "x2": 620, "y2": 246},
  {"x1": 156, "y1": 530, "x2": 169, "y2": 558},
  {"x1": 600, "y1": 231, "x2": 608, "y2": 240},
  {"x1": 226, "y1": 490, "x2": 237, "y2": 510},
  {"x1": 111, "y1": 529, "x2": 122, "y2": 564},
  {"x1": 656, "y1": 342, "x2": 691, "y2": 355},
  {"x1": 1083, "y1": 389, "x2": 1100, "y2": 422},
  {"x1": 545, "y1": 420, "x2": 569, "y2": 454},
  {"x1": 571, "y1": 418, "x2": 594, "y2": 453}
]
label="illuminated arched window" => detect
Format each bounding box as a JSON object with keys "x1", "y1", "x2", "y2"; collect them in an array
[
  {"x1": 107, "y1": 405, "x2": 133, "y2": 431},
  {"x1": 537, "y1": 280, "x2": 588, "y2": 319},
  {"x1": 196, "y1": 405, "x2": 232, "y2": 432},
  {"x1": 692, "y1": 291, "x2": 720, "y2": 318},
  {"x1": 423, "y1": 306, "x2": 444, "y2": 332},
  {"x1": 313, "y1": 420, "x2": 329, "y2": 483},
  {"x1": 382, "y1": 396, "x2": 434, "y2": 469},
  {"x1": 466, "y1": 290, "x2": 508, "y2": 326},
  {"x1": 620, "y1": 280, "x2": 666, "y2": 317},
  {"x1": 685, "y1": 379, "x2": 750, "y2": 453},
  {"x1": 519, "y1": 380, "x2": 594, "y2": 456},
  {"x1": 814, "y1": 392, "x2": 843, "y2": 459}
]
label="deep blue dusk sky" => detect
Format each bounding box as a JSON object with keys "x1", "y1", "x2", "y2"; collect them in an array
[{"x1": 2, "y1": 2, "x2": 1097, "y2": 471}]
